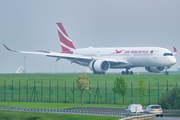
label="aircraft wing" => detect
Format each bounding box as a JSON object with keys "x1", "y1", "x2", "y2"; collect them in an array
[{"x1": 3, "y1": 44, "x2": 128, "y2": 64}]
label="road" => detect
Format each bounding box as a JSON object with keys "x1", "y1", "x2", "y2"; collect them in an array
[
  {"x1": 155, "y1": 116, "x2": 180, "y2": 120},
  {"x1": 1, "y1": 106, "x2": 180, "y2": 120}
]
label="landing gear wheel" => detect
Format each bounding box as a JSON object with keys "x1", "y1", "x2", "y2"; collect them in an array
[
  {"x1": 121, "y1": 69, "x2": 133, "y2": 75},
  {"x1": 164, "y1": 71, "x2": 169, "y2": 75},
  {"x1": 121, "y1": 71, "x2": 125, "y2": 74}
]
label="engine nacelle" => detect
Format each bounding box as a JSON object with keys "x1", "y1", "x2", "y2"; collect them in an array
[
  {"x1": 145, "y1": 67, "x2": 164, "y2": 73},
  {"x1": 89, "y1": 60, "x2": 110, "y2": 73}
]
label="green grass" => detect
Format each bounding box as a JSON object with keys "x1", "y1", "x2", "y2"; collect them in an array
[
  {"x1": 0, "y1": 102, "x2": 126, "y2": 109},
  {"x1": 0, "y1": 110, "x2": 122, "y2": 120},
  {"x1": 0, "y1": 73, "x2": 180, "y2": 105}
]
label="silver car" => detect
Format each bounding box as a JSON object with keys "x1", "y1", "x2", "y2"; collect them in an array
[{"x1": 144, "y1": 105, "x2": 163, "y2": 117}]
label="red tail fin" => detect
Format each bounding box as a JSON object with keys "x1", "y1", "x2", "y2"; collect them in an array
[{"x1": 57, "y1": 23, "x2": 75, "y2": 53}]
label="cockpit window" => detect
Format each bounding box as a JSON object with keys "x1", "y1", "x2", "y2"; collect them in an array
[{"x1": 163, "y1": 53, "x2": 173, "y2": 56}]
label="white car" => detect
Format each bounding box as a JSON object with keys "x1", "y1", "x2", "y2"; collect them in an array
[
  {"x1": 144, "y1": 105, "x2": 163, "y2": 117},
  {"x1": 125, "y1": 104, "x2": 144, "y2": 113}
]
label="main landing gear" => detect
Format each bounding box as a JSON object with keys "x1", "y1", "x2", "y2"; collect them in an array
[{"x1": 121, "y1": 69, "x2": 133, "y2": 75}]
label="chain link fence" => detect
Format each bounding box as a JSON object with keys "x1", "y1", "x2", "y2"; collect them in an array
[{"x1": 0, "y1": 80, "x2": 177, "y2": 105}]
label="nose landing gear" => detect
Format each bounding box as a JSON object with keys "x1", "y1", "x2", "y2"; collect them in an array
[{"x1": 164, "y1": 69, "x2": 169, "y2": 75}]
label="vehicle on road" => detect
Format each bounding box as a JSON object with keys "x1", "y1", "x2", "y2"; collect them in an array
[
  {"x1": 144, "y1": 105, "x2": 163, "y2": 117},
  {"x1": 125, "y1": 104, "x2": 144, "y2": 113}
]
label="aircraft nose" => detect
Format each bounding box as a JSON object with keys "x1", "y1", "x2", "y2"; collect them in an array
[{"x1": 170, "y1": 57, "x2": 176, "y2": 65}]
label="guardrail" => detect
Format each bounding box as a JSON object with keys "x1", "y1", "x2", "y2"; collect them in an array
[
  {"x1": 0, "y1": 106, "x2": 127, "y2": 117},
  {"x1": 0, "y1": 106, "x2": 159, "y2": 119},
  {"x1": 119, "y1": 114, "x2": 156, "y2": 120},
  {"x1": 163, "y1": 109, "x2": 180, "y2": 115}
]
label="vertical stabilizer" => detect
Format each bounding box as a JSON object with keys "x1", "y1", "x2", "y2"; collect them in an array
[
  {"x1": 57, "y1": 23, "x2": 76, "y2": 53},
  {"x1": 16, "y1": 66, "x2": 23, "y2": 73}
]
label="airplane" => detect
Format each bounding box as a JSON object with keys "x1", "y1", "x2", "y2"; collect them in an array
[
  {"x1": 16, "y1": 66, "x2": 23, "y2": 73},
  {"x1": 3, "y1": 22, "x2": 177, "y2": 75}
]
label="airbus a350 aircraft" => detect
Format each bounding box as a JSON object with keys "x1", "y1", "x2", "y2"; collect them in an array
[{"x1": 3, "y1": 22, "x2": 177, "y2": 75}]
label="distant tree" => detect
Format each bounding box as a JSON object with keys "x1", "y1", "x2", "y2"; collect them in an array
[
  {"x1": 112, "y1": 76, "x2": 128, "y2": 107},
  {"x1": 76, "y1": 73, "x2": 90, "y2": 106},
  {"x1": 137, "y1": 80, "x2": 147, "y2": 108},
  {"x1": 158, "y1": 86, "x2": 180, "y2": 109}
]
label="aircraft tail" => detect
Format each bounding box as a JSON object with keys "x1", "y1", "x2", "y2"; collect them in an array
[
  {"x1": 57, "y1": 23, "x2": 76, "y2": 53},
  {"x1": 16, "y1": 66, "x2": 23, "y2": 73}
]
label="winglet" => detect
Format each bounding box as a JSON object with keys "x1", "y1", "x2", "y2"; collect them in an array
[
  {"x1": 173, "y1": 46, "x2": 177, "y2": 55},
  {"x1": 3, "y1": 44, "x2": 17, "y2": 52}
]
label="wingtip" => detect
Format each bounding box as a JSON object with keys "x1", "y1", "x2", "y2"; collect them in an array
[
  {"x1": 3, "y1": 44, "x2": 11, "y2": 51},
  {"x1": 3, "y1": 44, "x2": 15, "y2": 52}
]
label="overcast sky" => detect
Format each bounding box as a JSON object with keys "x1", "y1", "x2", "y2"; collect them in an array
[{"x1": 1, "y1": 0, "x2": 180, "y2": 73}]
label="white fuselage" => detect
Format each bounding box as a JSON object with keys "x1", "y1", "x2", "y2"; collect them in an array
[{"x1": 72, "y1": 47, "x2": 176, "y2": 69}]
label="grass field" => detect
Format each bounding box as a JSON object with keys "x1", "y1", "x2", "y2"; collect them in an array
[
  {"x1": 0, "y1": 110, "x2": 122, "y2": 120},
  {"x1": 0, "y1": 102, "x2": 124, "y2": 109},
  {"x1": 0, "y1": 72, "x2": 180, "y2": 106}
]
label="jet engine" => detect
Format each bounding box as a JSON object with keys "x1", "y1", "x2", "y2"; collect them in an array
[
  {"x1": 89, "y1": 60, "x2": 110, "y2": 74},
  {"x1": 145, "y1": 67, "x2": 164, "y2": 73}
]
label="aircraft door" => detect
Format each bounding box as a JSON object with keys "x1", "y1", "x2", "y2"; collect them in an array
[
  {"x1": 130, "y1": 53, "x2": 134, "y2": 59},
  {"x1": 153, "y1": 51, "x2": 158, "y2": 59}
]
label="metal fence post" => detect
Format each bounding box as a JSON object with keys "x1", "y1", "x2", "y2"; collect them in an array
[
  {"x1": 97, "y1": 81, "x2": 99, "y2": 104},
  {"x1": 131, "y1": 82, "x2": 132, "y2": 104},
  {"x1": 89, "y1": 81, "x2": 91, "y2": 103},
  {"x1": 12, "y1": 80, "x2": 13, "y2": 101},
  {"x1": 65, "y1": 81, "x2": 66, "y2": 103},
  {"x1": 4, "y1": 80, "x2": 6, "y2": 101},
  {"x1": 158, "y1": 82, "x2": 159, "y2": 101},
  {"x1": 34, "y1": 80, "x2": 35, "y2": 102},
  {"x1": 27, "y1": 80, "x2": 28, "y2": 102},
  {"x1": 41, "y1": 80, "x2": 43, "y2": 102},
  {"x1": 57, "y1": 81, "x2": 58, "y2": 103},
  {"x1": 49, "y1": 80, "x2": 51, "y2": 102},
  {"x1": 19, "y1": 80, "x2": 20, "y2": 102},
  {"x1": 114, "y1": 81, "x2": 115, "y2": 104},
  {"x1": 106, "y1": 81, "x2": 107, "y2": 104},
  {"x1": 149, "y1": 82, "x2": 150, "y2": 105},
  {"x1": 73, "y1": 81, "x2": 74, "y2": 103},
  {"x1": 166, "y1": 81, "x2": 168, "y2": 92}
]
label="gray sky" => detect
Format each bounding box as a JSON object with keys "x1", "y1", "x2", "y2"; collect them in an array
[{"x1": 1, "y1": 0, "x2": 180, "y2": 73}]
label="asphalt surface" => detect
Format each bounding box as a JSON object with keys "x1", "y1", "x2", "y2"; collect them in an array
[
  {"x1": 1, "y1": 106, "x2": 180, "y2": 120},
  {"x1": 154, "y1": 116, "x2": 180, "y2": 120}
]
